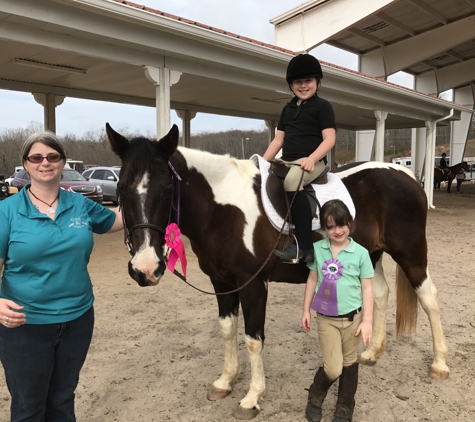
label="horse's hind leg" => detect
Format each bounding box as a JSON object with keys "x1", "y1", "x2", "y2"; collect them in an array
[
  {"x1": 207, "y1": 283, "x2": 241, "y2": 401},
  {"x1": 415, "y1": 270, "x2": 449, "y2": 379},
  {"x1": 359, "y1": 257, "x2": 389, "y2": 366}
]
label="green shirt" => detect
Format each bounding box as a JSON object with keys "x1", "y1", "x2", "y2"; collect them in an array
[
  {"x1": 307, "y1": 237, "x2": 374, "y2": 315},
  {"x1": 0, "y1": 185, "x2": 116, "y2": 324}
]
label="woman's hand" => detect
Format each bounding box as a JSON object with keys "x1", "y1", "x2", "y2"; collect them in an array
[{"x1": 0, "y1": 299, "x2": 26, "y2": 328}]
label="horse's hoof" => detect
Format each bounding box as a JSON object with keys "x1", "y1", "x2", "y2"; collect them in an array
[
  {"x1": 232, "y1": 405, "x2": 260, "y2": 420},
  {"x1": 429, "y1": 367, "x2": 449, "y2": 380},
  {"x1": 206, "y1": 384, "x2": 231, "y2": 401},
  {"x1": 358, "y1": 355, "x2": 377, "y2": 366}
]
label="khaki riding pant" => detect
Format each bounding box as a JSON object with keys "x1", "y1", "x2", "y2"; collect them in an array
[
  {"x1": 316, "y1": 311, "x2": 362, "y2": 380},
  {"x1": 279, "y1": 158, "x2": 326, "y2": 192}
]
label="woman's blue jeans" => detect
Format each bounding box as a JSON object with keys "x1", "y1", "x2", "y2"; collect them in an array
[{"x1": 0, "y1": 307, "x2": 94, "y2": 422}]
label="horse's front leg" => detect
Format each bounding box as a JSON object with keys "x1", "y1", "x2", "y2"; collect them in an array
[
  {"x1": 359, "y1": 259, "x2": 389, "y2": 366},
  {"x1": 207, "y1": 284, "x2": 241, "y2": 401},
  {"x1": 415, "y1": 270, "x2": 449, "y2": 379},
  {"x1": 232, "y1": 279, "x2": 268, "y2": 420}
]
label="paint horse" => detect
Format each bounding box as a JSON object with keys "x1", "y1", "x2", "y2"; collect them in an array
[
  {"x1": 106, "y1": 124, "x2": 449, "y2": 420},
  {"x1": 434, "y1": 161, "x2": 469, "y2": 192}
]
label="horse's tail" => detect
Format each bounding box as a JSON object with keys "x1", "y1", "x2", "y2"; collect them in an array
[{"x1": 395, "y1": 264, "x2": 418, "y2": 337}]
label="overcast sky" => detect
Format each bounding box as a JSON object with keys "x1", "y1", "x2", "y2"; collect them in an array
[{"x1": 0, "y1": 0, "x2": 413, "y2": 137}]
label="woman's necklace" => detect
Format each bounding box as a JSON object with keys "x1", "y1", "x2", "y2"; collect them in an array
[{"x1": 29, "y1": 188, "x2": 59, "y2": 213}]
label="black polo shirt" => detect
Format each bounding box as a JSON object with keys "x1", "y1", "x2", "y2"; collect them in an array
[{"x1": 277, "y1": 94, "x2": 336, "y2": 162}]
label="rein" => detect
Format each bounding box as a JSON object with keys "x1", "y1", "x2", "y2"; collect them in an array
[{"x1": 120, "y1": 160, "x2": 305, "y2": 296}]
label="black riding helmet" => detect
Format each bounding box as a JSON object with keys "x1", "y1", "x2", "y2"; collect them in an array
[{"x1": 286, "y1": 54, "x2": 323, "y2": 84}]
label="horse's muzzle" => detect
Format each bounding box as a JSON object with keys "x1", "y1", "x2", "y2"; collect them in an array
[{"x1": 128, "y1": 260, "x2": 166, "y2": 287}]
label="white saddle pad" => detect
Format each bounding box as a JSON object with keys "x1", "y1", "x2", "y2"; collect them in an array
[{"x1": 250, "y1": 154, "x2": 356, "y2": 234}]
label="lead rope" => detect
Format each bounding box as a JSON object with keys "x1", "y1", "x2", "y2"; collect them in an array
[{"x1": 169, "y1": 167, "x2": 306, "y2": 296}]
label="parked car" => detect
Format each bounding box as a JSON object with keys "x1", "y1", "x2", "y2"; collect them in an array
[
  {"x1": 11, "y1": 168, "x2": 103, "y2": 204},
  {"x1": 0, "y1": 174, "x2": 18, "y2": 201},
  {"x1": 82, "y1": 166, "x2": 120, "y2": 205},
  {"x1": 4, "y1": 171, "x2": 19, "y2": 185}
]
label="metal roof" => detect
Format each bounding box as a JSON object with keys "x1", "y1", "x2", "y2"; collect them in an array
[
  {"x1": 272, "y1": 0, "x2": 475, "y2": 90},
  {"x1": 0, "y1": 0, "x2": 470, "y2": 133}
]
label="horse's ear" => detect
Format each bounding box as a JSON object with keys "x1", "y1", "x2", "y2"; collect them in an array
[
  {"x1": 157, "y1": 124, "x2": 179, "y2": 158},
  {"x1": 106, "y1": 123, "x2": 129, "y2": 159}
]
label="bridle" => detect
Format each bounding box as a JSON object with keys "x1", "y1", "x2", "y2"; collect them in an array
[
  {"x1": 119, "y1": 159, "x2": 177, "y2": 258},
  {"x1": 119, "y1": 158, "x2": 305, "y2": 296}
]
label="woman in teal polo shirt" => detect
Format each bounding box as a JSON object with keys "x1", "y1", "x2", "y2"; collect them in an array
[{"x1": 0, "y1": 131, "x2": 123, "y2": 422}]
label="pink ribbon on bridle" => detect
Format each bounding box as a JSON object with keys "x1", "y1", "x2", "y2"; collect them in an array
[{"x1": 164, "y1": 223, "x2": 187, "y2": 277}]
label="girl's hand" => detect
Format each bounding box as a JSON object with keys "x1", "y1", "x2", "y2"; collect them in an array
[
  {"x1": 300, "y1": 157, "x2": 315, "y2": 172},
  {"x1": 355, "y1": 320, "x2": 372, "y2": 346},
  {"x1": 302, "y1": 310, "x2": 312, "y2": 332},
  {"x1": 0, "y1": 299, "x2": 26, "y2": 328}
]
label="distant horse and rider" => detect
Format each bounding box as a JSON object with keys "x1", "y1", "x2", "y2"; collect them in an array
[
  {"x1": 106, "y1": 123, "x2": 449, "y2": 420},
  {"x1": 434, "y1": 160, "x2": 469, "y2": 193}
]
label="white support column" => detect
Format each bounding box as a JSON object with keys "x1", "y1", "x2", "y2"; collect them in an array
[
  {"x1": 175, "y1": 110, "x2": 197, "y2": 148},
  {"x1": 411, "y1": 127, "x2": 426, "y2": 181},
  {"x1": 424, "y1": 110, "x2": 455, "y2": 209},
  {"x1": 143, "y1": 65, "x2": 182, "y2": 139},
  {"x1": 355, "y1": 130, "x2": 375, "y2": 162},
  {"x1": 451, "y1": 85, "x2": 475, "y2": 163},
  {"x1": 32, "y1": 93, "x2": 65, "y2": 133},
  {"x1": 374, "y1": 110, "x2": 388, "y2": 162},
  {"x1": 265, "y1": 120, "x2": 277, "y2": 144},
  {"x1": 424, "y1": 121, "x2": 436, "y2": 209}
]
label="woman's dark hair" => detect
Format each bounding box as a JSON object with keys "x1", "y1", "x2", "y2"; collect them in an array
[
  {"x1": 21, "y1": 132, "x2": 66, "y2": 162},
  {"x1": 320, "y1": 199, "x2": 354, "y2": 232}
]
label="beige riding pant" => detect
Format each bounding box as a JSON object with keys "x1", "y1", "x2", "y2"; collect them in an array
[
  {"x1": 279, "y1": 158, "x2": 326, "y2": 192},
  {"x1": 316, "y1": 311, "x2": 362, "y2": 380}
]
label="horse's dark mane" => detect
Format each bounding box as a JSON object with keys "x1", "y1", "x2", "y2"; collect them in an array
[{"x1": 120, "y1": 136, "x2": 162, "y2": 184}]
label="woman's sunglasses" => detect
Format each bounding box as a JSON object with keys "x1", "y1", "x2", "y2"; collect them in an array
[{"x1": 26, "y1": 153, "x2": 64, "y2": 163}]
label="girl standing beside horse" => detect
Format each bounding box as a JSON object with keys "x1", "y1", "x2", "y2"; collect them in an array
[
  {"x1": 263, "y1": 54, "x2": 336, "y2": 263},
  {"x1": 302, "y1": 199, "x2": 374, "y2": 422}
]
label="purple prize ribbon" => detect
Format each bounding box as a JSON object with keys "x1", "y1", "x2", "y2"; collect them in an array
[{"x1": 310, "y1": 258, "x2": 343, "y2": 316}]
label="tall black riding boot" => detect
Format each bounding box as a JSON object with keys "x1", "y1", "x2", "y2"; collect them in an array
[
  {"x1": 305, "y1": 367, "x2": 336, "y2": 422},
  {"x1": 273, "y1": 190, "x2": 314, "y2": 263},
  {"x1": 332, "y1": 362, "x2": 359, "y2": 422}
]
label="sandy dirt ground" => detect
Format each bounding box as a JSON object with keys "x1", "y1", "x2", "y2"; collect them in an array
[{"x1": 1, "y1": 182, "x2": 475, "y2": 422}]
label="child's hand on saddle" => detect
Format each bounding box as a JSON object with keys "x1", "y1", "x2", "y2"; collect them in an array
[{"x1": 300, "y1": 157, "x2": 314, "y2": 172}]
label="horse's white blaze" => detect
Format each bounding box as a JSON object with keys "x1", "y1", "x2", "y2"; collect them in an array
[
  {"x1": 415, "y1": 270, "x2": 449, "y2": 374},
  {"x1": 239, "y1": 335, "x2": 265, "y2": 410},
  {"x1": 360, "y1": 259, "x2": 389, "y2": 362},
  {"x1": 130, "y1": 173, "x2": 163, "y2": 284},
  {"x1": 180, "y1": 148, "x2": 260, "y2": 255},
  {"x1": 212, "y1": 314, "x2": 240, "y2": 392}
]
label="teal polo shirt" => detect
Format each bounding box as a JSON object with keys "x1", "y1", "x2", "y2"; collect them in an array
[
  {"x1": 0, "y1": 185, "x2": 116, "y2": 324},
  {"x1": 307, "y1": 237, "x2": 374, "y2": 315}
]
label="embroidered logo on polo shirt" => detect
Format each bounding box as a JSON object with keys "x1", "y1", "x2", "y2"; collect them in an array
[{"x1": 69, "y1": 218, "x2": 88, "y2": 228}]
